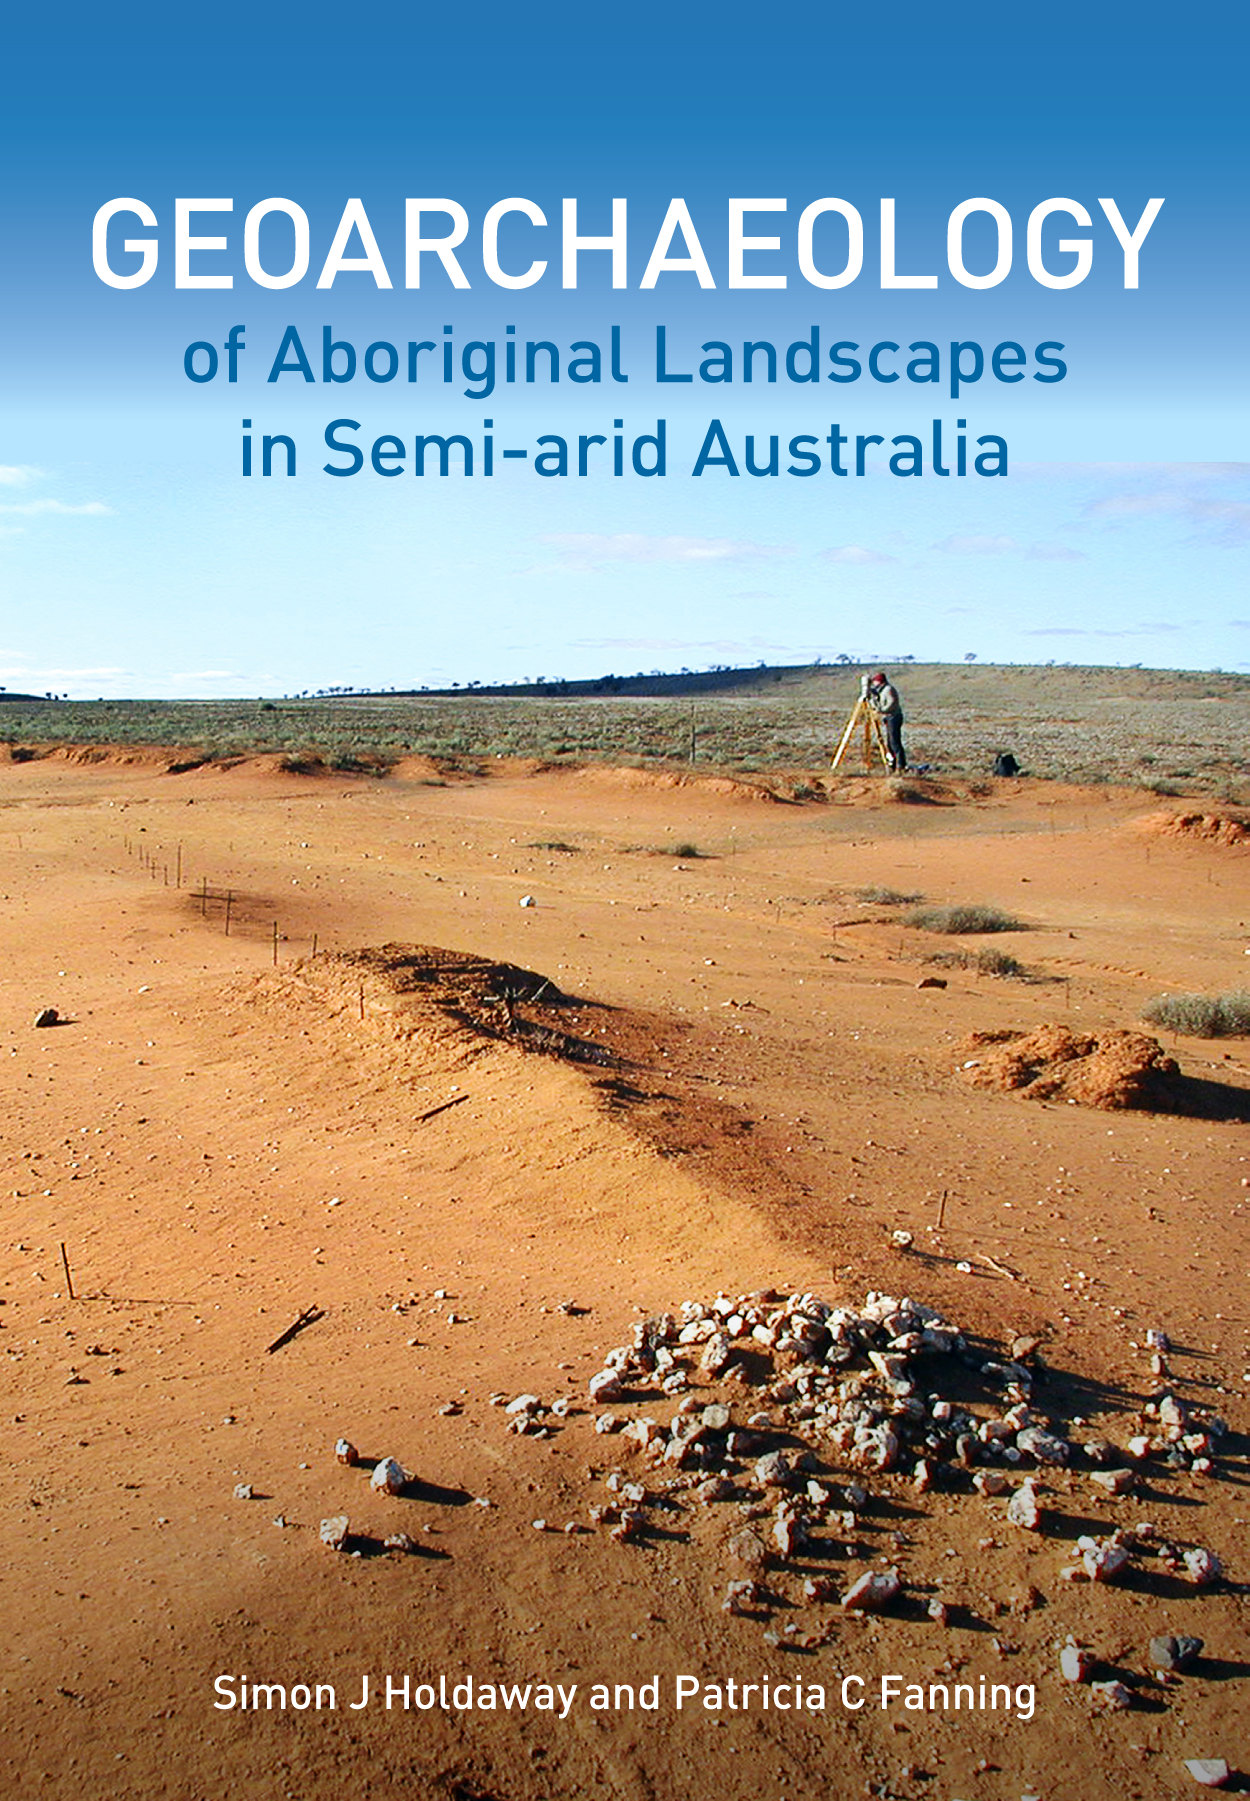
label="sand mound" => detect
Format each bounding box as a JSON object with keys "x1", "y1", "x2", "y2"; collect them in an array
[
  {"x1": 827, "y1": 775, "x2": 956, "y2": 806},
  {"x1": 958, "y1": 1023, "x2": 1179, "y2": 1110},
  {"x1": 1132, "y1": 809, "x2": 1250, "y2": 847},
  {"x1": 236, "y1": 942, "x2": 615, "y2": 1068},
  {"x1": 572, "y1": 764, "x2": 779, "y2": 802}
]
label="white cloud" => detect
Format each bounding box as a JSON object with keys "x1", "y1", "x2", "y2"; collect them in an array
[
  {"x1": 0, "y1": 664, "x2": 129, "y2": 680},
  {"x1": 0, "y1": 465, "x2": 43, "y2": 486},
  {"x1": 1025, "y1": 542, "x2": 1087, "y2": 561},
  {"x1": 818, "y1": 545, "x2": 898, "y2": 565},
  {"x1": 1086, "y1": 493, "x2": 1250, "y2": 546},
  {"x1": 0, "y1": 499, "x2": 113, "y2": 517},
  {"x1": 532, "y1": 532, "x2": 792, "y2": 573}
]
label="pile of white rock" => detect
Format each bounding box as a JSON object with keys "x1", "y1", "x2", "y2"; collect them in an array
[{"x1": 543, "y1": 1287, "x2": 1230, "y2": 1601}]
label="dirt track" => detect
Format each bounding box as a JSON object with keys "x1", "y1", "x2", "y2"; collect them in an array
[{"x1": 1, "y1": 751, "x2": 1247, "y2": 1801}]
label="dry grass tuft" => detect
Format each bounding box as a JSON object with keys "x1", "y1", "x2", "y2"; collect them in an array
[
  {"x1": 906, "y1": 903, "x2": 1024, "y2": 935},
  {"x1": 1141, "y1": 991, "x2": 1250, "y2": 1037}
]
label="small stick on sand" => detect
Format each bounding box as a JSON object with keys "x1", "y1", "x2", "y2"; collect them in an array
[
  {"x1": 414, "y1": 1093, "x2": 470, "y2": 1126},
  {"x1": 936, "y1": 1189, "x2": 948, "y2": 1230},
  {"x1": 59, "y1": 1241, "x2": 76, "y2": 1301},
  {"x1": 265, "y1": 1306, "x2": 323, "y2": 1355}
]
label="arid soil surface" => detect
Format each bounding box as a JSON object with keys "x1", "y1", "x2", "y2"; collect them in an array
[{"x1": 1, "y1": 748, "x2": 1247, "y2": 1801}]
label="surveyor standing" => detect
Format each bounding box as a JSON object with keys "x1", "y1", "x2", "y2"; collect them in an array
[{"x1": 867, "y1": 671, "x2": 906, "y2": 772}]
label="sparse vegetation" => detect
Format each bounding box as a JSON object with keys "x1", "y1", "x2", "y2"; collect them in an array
[
  {"x1": 974, "y1": 948, "x2": 1028, "y2": 978},
  {"x1": 856, "y1": 885, "x2": 924, "y2": 906},
  {"x1": 1141, "y1": 991, "x2": 1250, "y2": 1037},
  {"x1": 905, "y1": 903, "x2": 1024, "y2": 934},
  {"x1": 926, "y1": 947, "x2": 1032, "y2": 979},
  {"x1": 0, "y1": 663, "x2": 1246, "y2": 793}
]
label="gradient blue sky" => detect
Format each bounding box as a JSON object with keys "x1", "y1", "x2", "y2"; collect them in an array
[{"x1": 1, "y1": 0, "x2": 1246, "y2": 696}]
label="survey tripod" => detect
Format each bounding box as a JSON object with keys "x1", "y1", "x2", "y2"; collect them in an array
[{"x1": 830, "y1": 676, "x2": 894, "y2": 773}]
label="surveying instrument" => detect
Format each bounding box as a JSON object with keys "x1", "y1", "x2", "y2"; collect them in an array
[{"x1": 830, "y1": 674, "x2": 893, "y2": 773}]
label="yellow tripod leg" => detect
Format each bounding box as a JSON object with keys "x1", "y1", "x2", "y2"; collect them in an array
[{"x1": 830, "y1": 697, "x2": 865, "y2": 770}]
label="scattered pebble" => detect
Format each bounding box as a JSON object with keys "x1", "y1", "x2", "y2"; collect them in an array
[
  {"x1": 842, "y1": 1569, "x2": 902, "y2": 1613},
  {"x1": 319, "y1": 1515, "x2": 349, "y2": 1552},
  {"x1": 1090, "y1": 1679, "x2": 1133, "y2": 1711},
  {"x1": 369, "y1": 1457, "x2": 407, "y2": 1495},
  {"x1": 1183, "y1": 1759, "x2": 1230, "y2": 1788},
  {"x1": 1151, "y1": 1634, "x2": 1203, "y2": 1672}
]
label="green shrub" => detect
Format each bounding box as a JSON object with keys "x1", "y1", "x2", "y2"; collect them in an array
[
  {"x1": 1141, "y1": 991, "x2": 1250, "y2": 1037},
  {"x1": 905, "y1": 903, "x2": 1023, "y2": 934}
]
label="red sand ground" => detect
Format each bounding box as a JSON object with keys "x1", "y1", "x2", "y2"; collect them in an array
[{"x1": 1, "y1": 753, "x2": 1247, "y2": 1801}]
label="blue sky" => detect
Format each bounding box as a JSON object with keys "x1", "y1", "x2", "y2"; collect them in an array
[{"x1": 1, "y1": 0, "x2": 1246, "y2": 696}]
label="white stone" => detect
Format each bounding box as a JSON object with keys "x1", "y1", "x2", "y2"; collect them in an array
[
  {"x1": 370, "y1": 1457, "x2": 407, "y2": 1495},
  {"x1": 1083, "y1": 1542, "x2": 1131, "y2": 1583},
  {"x1": 1183, "y1": 1759, "x2": 1230, "y2": 1788},
  {"x1": 1091, "y1": 1680, "x2": 1132, "y2": 1711},
  {"x1": 1007, "y1": 1480, "x2": 1042, "y2": 1531},
  {"x1": 1183, "y1": 1546, "x2": 1222, "y2": 1587},
  {"x1": 1060, "y1": 1644, "x2": 1094, "y2": 1683}
]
